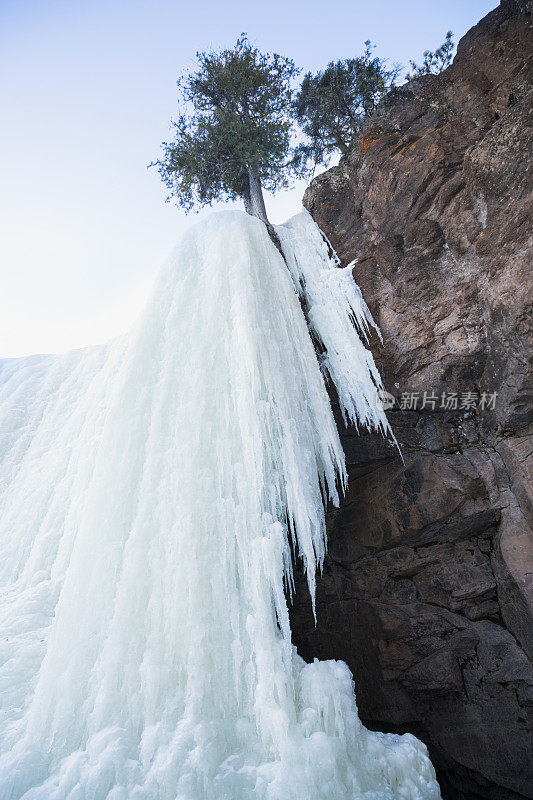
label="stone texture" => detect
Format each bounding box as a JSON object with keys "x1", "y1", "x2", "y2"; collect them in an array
[{"x1": 290, "y1": 2, "x2": 533, "y2": 798}]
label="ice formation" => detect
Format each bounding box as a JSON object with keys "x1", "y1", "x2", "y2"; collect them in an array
[{"x1": 0, "y1": 211, "x2": 440, "y2": 799}]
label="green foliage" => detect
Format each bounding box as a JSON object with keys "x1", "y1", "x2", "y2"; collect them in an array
[
  {"x1": 153, "y1": 35, "x2": 299, "y2": 211},
  {"x1": 292, "y1": 42, "x2": 400, "y2": 172},
  {"x1": 406, "y1": 31, "x2": 454, "y2": 79},
  {"x1": 155, "y1": 32, "x2": 457, "y2": 208}
]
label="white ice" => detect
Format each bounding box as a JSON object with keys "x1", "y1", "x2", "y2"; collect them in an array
[{"x1": 0, "y1": 211, "x2": 440, "y2": 799}]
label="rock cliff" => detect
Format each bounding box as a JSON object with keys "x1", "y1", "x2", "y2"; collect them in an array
[{"x1": 290, "y1": 2, "x2": 533, "y2": 798}]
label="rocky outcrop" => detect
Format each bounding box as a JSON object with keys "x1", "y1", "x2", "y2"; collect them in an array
[{"x1": 290, "y1": 2, "x2": 533, "y2": 798}]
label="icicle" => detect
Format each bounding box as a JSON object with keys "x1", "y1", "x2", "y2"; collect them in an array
[{"x1": 276, "y1": 210, "x2": 392, "y2": 435}]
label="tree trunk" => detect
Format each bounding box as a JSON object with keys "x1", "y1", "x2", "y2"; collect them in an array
[
  {"x1": 242, "y1": 163, "x2": 286, "y2": 257},
  {"x1": 242, "y1": 164, "x2": 269, "y2": 225}
]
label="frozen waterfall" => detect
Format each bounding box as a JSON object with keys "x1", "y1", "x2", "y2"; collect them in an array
[{"x1": 0, "y1": 211, "x2": 440, "y2": 799}]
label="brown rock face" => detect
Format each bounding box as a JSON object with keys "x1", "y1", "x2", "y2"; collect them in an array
[{"x1": 291, "y1": 2, "x2": 533, "y2": 799}]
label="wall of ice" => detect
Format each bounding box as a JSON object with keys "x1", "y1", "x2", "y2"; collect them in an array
[{"x1": 0, "y1": 211, "x2": 439, "y2": 799}]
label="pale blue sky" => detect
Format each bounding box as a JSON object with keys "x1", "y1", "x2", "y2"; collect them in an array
[{"x1": 0, "y1": 0, "x2": 497, "y2": 356}]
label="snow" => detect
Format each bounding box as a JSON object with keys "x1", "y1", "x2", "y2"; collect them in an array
[{"x1": 0, "y1": 210, "x2": 439, "y2": 799}]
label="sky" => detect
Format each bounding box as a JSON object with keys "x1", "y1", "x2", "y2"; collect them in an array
[{"x1": 0, "y1": 0, "x2": 498, "y2": 357}]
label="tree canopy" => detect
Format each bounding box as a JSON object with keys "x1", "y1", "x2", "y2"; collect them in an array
[
  {"x1": 292, "y1": 42, "x2": 400, "y2": 172},
  {"x1": 153, "y1": 35, "x2": 298, "y2": 221},
  {"x1": 406, "y1": 31, "x2": 454, "y2": 79},
  {"x1": 154, "y1": 33, "x2": 456, "y2": 219}
]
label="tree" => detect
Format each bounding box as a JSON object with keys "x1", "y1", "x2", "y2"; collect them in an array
[
  {"x1": 153, "y1": 35, "x2": 299, "y2": 225},
  {"x1": 406, "y1": 31, "x2": 454, "y2": 79},
  {"x1": 292, "y1": 42, "x2": 400, "y2": 172}
]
